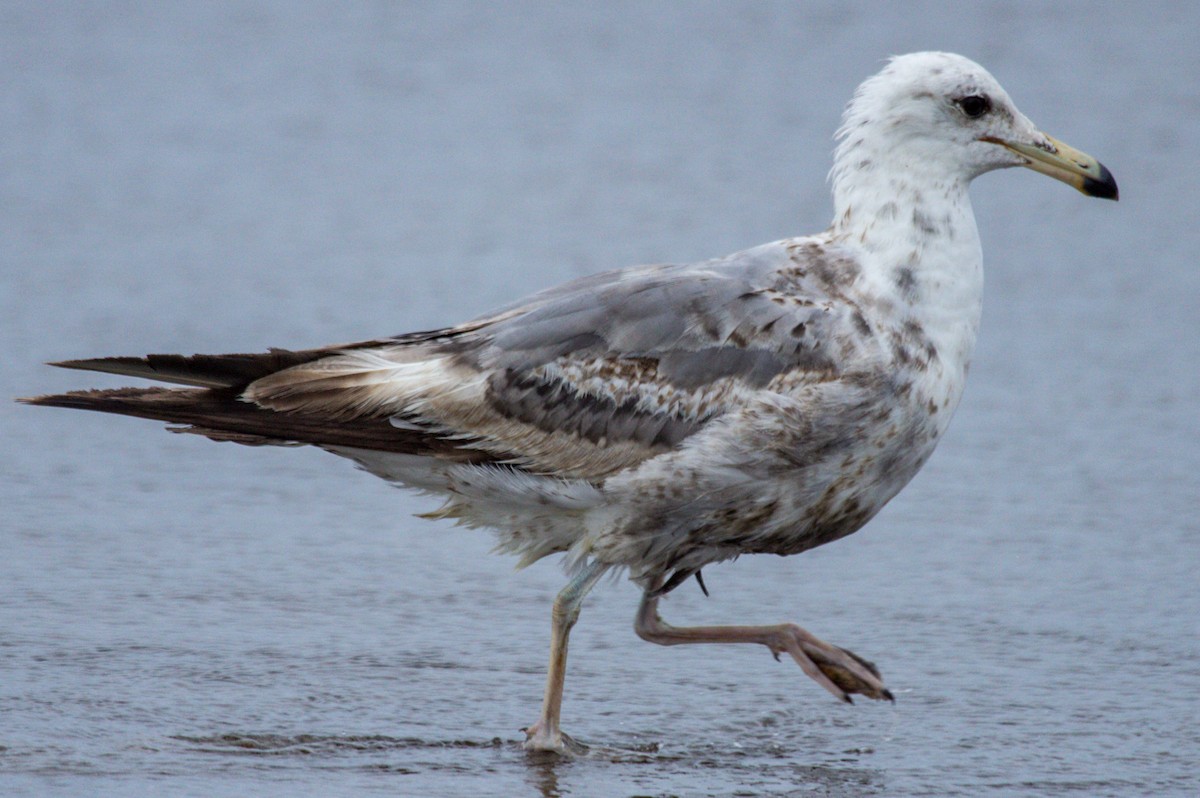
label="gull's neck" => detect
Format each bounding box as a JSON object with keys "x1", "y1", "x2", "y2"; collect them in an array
[{"x1": 824, "y1": 145, "x2": 985, "y2": 412}]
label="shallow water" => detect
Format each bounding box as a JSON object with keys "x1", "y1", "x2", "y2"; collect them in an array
[{"x1": 3, "y1": 3, "x2": 1199, "y2": 797}]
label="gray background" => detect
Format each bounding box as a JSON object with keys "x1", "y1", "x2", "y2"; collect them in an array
[{"x1": 3, "y1": 2, "x2": 1198, "y2": 796}]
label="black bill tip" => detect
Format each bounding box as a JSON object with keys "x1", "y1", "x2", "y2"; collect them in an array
[{"x1": 1082, "y1": 161, "x2": 1118, "y2": 200}]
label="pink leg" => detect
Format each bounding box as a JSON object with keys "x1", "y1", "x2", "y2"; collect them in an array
[
  {"x1": 523, "y1": 562, "x2": 608, "y2": 753},
  {"x1": 634, "y1": 576, "x2": 893, "y2": 704}
]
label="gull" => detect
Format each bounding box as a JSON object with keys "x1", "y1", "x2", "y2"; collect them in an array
[{"x1": 21, "y1": 52, "x2": 1116, "y2": 753}]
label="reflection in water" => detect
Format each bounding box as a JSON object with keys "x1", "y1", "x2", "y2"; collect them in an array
[
  {"x1": 519, "y1": 741, "x2": 886, "y2": 798},
  {"x1": 175, "y1": 732, "x2": 886, "y2": 796},
  {"x1": 525, "y1": 756, "x2": 564, "y2": 798}
]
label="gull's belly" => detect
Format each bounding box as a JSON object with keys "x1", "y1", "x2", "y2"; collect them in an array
[
  {"x1": 765, "y1": 381, "x2": 949, "y2": 556},
  {"x1": 594, "y1": 368, "x2": 957, "y2": 573}
]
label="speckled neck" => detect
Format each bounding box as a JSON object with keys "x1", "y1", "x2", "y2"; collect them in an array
[{"x1": 826, "y1": 154, "x2": 985, "y2": 422}]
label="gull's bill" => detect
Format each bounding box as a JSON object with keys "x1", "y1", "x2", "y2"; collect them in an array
[{"x1": 988, "y1": 133, "x2": 1119, "y2": 200}]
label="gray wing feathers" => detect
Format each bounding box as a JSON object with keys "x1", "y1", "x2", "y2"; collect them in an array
[
  {"x1": 28, "y1": 238, "x2": 866, "y2": 478},
  {"x1": 462, "y1": 240, "x2": 856, "y2": 452},
  {"x1": 484, "y1": 241, "x2": 848, "y2": 357}
]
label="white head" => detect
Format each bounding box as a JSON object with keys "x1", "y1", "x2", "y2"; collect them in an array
[{"x1": 830, "y1": 52, "x2": 1116, "y2": 214}]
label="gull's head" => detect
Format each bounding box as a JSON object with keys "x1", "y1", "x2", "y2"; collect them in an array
[{"x1": 833, "y1": 51, "x2": 1117, "y2": 202}]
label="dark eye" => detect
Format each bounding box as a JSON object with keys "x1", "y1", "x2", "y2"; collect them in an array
[{"x1": 957, "y1": 95, "x2": 991, "y2": 119}]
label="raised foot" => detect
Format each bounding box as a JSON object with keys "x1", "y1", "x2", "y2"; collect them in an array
[
  {"x1": 522, "y1": 722, "x2": 589, "y2": 756},
  {"x1": 769, "y1": 623, "x2": 894, "y2": 704}
]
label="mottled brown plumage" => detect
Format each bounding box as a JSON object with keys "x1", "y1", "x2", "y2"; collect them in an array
[{"x1": 20, "y1": 52, "x2": 1116, "y2": 754}]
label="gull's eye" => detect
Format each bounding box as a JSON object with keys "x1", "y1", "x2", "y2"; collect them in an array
[{"x1": 957, "y1": 95, "x2": 991, "y2": 119}]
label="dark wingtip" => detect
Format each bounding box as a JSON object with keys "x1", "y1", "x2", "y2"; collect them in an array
[
  {"x1": 14, "y1": 390, "x2": 111, "y2": 410},
  {"x1": 47, "y1": 358, "x2": 102, "y2": 370},
  {"x1": 15, "y1": 392, "x2": 77, "y2": 407},
  {"x1": 1083, "y1": 162, "x2": 1118, "y2": 200}
]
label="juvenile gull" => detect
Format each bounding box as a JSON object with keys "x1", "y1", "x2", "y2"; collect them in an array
[{"x1": 21, "y1": 52, "x2": 1116, "y2": 753}]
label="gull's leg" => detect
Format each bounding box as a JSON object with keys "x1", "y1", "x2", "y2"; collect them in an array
[
  {"x1": 523, "y1": 560, "x2": 608, "y2": 753},
  {"x1": 634, "y1": 575, "x2": 893, "y2": 704}
]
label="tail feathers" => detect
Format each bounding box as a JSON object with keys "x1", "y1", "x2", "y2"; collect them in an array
[
  {"x1": 18, "y1": 386, "x2": 494, "y2": 461},
  {"x1": 48, "y1": 340, "x2": 397, "y2": 389}
]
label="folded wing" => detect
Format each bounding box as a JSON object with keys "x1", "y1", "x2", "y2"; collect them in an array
[{"x1": 24, "y1": 239, "x2": 866, "y2": 480}]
